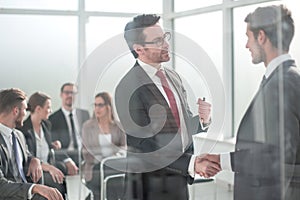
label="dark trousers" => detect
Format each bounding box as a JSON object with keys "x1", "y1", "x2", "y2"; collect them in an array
[{"x1": 43, "y1": 172, "x2": 66, "y2": 199}]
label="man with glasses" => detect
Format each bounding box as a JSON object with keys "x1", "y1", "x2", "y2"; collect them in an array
[
  {"x1": 49, "y1": 82, "x2": 90, "y2": 174},
  {"x1": 115, "y1": 14, "x2": 219, "y2": 200}
]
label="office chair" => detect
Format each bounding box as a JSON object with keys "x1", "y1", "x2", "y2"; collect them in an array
[{"x1": 100, "y1": 156, "x2": 127, "y2": 200}]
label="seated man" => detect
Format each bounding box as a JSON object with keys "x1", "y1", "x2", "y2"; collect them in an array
[
  {"x1": 49, "y1": 83, "x2": 90, "y2": 174},
  {"x1": 0, "y1": 88, "x2": 63, "y2": 200}
]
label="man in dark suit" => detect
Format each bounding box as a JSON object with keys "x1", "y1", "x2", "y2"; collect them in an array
[
  {"x1": 0, "y1": 168, "x2": 64, "y2": 200},
  {"x1": 204, "y1": 5, "x2": 300, "y2": 200},
  {"x1": 49, "y1": 82, "x2": 90, "y2": 174},
  {"x1": 115, "y1": 14, "x2": 220, "y2": 200},
  {"x1": 0, "y1": 88, "x2": 63, "y2": 200}
]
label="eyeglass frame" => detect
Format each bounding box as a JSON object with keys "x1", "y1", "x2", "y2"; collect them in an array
[
  {"x1": 138, "y1": 32, "x2": 171, "y2": 47},
  {"x1": 62, "y1": 91, "x2": 77, "y2": 96},
  {"x1": 94, "y1": 103, "x2": 107, "y2": 108}
]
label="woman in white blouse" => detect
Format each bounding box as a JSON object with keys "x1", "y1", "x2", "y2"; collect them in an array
[
  {"x1": 19, "y1": 92, "x2": 66, "y2": 197},
  {"x1": 82, "y1": 92, "x2": 126, "y2": 200}
]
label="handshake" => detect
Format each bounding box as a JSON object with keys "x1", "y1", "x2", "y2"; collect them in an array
[{"x1": 194, "y1": 154, "x2": 221, "y2": 178}]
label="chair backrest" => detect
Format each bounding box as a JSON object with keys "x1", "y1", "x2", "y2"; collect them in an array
[{"x1": 100, "y1": 156, "x2": 127, "y2": 200}]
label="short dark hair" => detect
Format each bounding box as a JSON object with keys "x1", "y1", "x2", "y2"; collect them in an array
[
  {"x1": 27, "y1": 92, "x2": 51, "y2": 113},
  {"x1": 0, "y1": 88, "x2": 26, "y2": 114},
  {"x1": 245, "y1": 4, "x2": 294, "y2": 52},
  {"x1": 60, "y1": 82, "x2": 75, "y2": 93},
  {"x1": 124, "y1": 14, "x2": 161, "y2": 58}
]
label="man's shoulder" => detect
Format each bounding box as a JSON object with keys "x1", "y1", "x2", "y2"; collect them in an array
[{"x1": 49, "y1": 109, "x2": 63, "y2": 121}]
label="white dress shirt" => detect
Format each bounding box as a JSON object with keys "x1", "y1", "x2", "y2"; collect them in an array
[
  {"x1": 61, "y1": 107, "x2": 82, "y2": 150},
  {"x1": 35, "y1": 126, "x2": 49, "y2": 163}
]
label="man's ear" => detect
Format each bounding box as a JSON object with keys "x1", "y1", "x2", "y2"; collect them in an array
[
  {"x1": 13, "y1": 106, "x2": 19, "y2": 116},
  {"x1": 133, "y1": 44, "x2": 144, "y2": 56},
  {"x1": 257, "y1": 30, "x2": 267, "y2": 45}
]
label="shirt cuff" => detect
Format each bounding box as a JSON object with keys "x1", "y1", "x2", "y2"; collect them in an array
[
  {"x1": 188, "y1": 155, "x2": 197, "y2": 178},
  {"x1": 220, "y1": 153, "x2": 232, "y2": 171},
  {"x1": 200, "y1": 120, "x2": 211, "y2": 131},
  {"x1": 64, "y1": 158, "x2": 73, "y2": 163},
  {"x1": 28, "y1": 184, "x2": 35, "y2": 199}
]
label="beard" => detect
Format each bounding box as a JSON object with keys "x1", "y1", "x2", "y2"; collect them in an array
[
  {"x1": 15, "y1": 113, "x2": 24, "y2": 128},
  {"x1": 65, "y1": 98, "x2": 73, "y2": 108},
  {"x1": 251, "y1": 42, "x2": 265, "y2": 64},
  {"x1": 143, "y1": 47, "x2": 170, "y2": 63}
]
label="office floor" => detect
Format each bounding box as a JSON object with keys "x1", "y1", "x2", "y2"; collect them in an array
[{"x1": 189, "y1": 180, "x2": 233, "y2": 200}]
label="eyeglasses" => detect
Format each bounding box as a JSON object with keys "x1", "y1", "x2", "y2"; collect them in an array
[
  {"x1": 94, "y1": 103, "x2": 106, "y2": 108},
  {"x1": 62, "y1": 91, "x2": 77, "y2": 95},
  {"x1": 140, "y1": 32, "x2": 171, "y2": 47}
]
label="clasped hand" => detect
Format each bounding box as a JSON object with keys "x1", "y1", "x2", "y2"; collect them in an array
[{"x1": 194, "y1": 154, "x2": 221, "y2": 178}]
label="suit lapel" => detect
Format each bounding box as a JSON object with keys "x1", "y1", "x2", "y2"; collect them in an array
[
  {"x1": 133, "y1": 63, "x2": 178, "y2": 129},
  {"x1": 134, "y1": 63, "x2": 170, "y2": 109},
  {"x1": 0, "y1": 134, "x2": 9, "y2": 162},
  {"x1": 164, "y1": 69, "x2": 189, "y2": 118},
  {"x1": 0, "y1": 132, "x2": 15, "y2": 177},
  {"x1": 25, "y1": 117, "x2": 37, "y2": 155}
]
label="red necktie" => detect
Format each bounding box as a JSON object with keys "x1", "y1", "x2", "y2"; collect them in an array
[{"x1": 156, "y1": 70, "x2": 180, "y2": 128}]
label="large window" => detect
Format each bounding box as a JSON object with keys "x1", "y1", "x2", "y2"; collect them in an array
[
  {"x1": 0, "y1": 0, "x2": 77, "y2": 10},
  {"x1": 1, "y1": 0, "x2": 299, "y2": 137},
  {"x1": 175, "y1": 12, "x2": 223, "y2": 78},
  {"x1": 174, "y1": 0, "x2": 222, "y2": 12},
  {"x1": 0, "y1": 14, "x2": 78, "y2": 109},
  {"x1": 85, "y1": 0, "x2": 162, "y2": 13}
]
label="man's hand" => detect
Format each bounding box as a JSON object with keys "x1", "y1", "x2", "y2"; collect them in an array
[
  {"x1": 65, "y1": 160, "x2": 79, "y2": 175},
  {"x1": 194, "y1": 154, "x2": 221, "y2": 178},
  {"x1": 43, "y1": 163, "x2": 65, "y2": 184},
  {"x1": 27, "y1": 157, "x2": 43, "y2": 183},
  {"x1": 51, "y1": 140, "x2": 61, "y2": 150},
  {"x1": 197, "y1": 98, "x2": 211, "y2": 124},
  {"x1": 32, "y1": 184, "x2": 64, "y2": 200}
]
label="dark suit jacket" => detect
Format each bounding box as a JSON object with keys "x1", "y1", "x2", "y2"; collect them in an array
[
  {"x1": 18, "y1": 116, "x2": 68, "y2": 174},
  {"x1": 230, "y1": 59, "x2": 300, "y2": 200},
  {"x1": 115, "y1": 62, "x2": 204, "y2": 200},
  {"x1": 0, "y1": 167, "x2": 32, "y2": 200},
  {"x1": 49, "y1": 108, "x2": 89, "y2": 165},
  {"x1": 49, "y1": 108, "x2": 90, "y2": 149},
  {"x1": 0, "y1": 129, "x2": 32, "y2": 183},
  {"x1": 0, "y1": 168, "x2": 48, "y2": 200}
]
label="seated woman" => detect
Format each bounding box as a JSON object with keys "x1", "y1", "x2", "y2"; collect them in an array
[
  {"x1": 18, "y1": 92, "x2": 66, "y2": 197},
  {"x1": 82, "y1": 92, "x2": 126, "y2": 200}
]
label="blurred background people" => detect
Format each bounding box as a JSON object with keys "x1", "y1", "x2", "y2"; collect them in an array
[
  {"x1": 49, "y1": 82, "x2": 90, "y2": 174},
  {"x1": 82, "y1": 92, "x2": 126, "y2": 200},
  {"x1": 19, "y1": 92, "x2": 67, "y2": 197}
]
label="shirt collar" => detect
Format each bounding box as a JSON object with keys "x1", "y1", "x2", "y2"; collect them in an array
[
  {"x1": 0, "y1": 123, "x2": 14, "y2": 138},
  {"x1": 265, "y1": 54, "x2": 293, "y2": 79},
  {"x1": 61, "y1": 107, "x2": 75, "y2": 116},
  {"x1": 137, "y1": 59, "x2": 164, "y2": 79}
]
